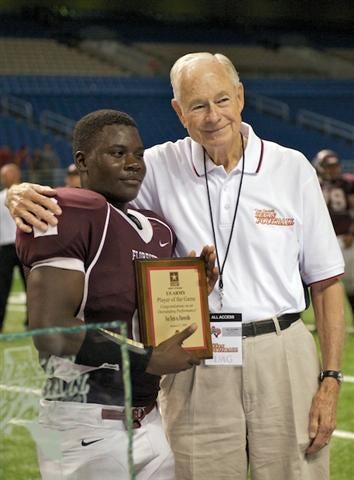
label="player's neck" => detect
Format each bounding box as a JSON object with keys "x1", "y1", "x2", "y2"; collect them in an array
[
  {"x1": 107, "y1": 198, "x2": 142, "y2": 229},
  {"x1": 105, "y1": 196, "x2": 128, "y2": 212}
]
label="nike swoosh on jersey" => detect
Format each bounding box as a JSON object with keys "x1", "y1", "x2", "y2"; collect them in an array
[
  {"x1": 159, "y1": 241, "x2": 169, "y2": 247},
  {"x1": 81, "y1": 438, "x2": 104, "y2": 447}
]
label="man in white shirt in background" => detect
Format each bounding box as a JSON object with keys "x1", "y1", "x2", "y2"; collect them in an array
[{"x1": 0, "y1": 163, "x2": 26, "y2": 331}]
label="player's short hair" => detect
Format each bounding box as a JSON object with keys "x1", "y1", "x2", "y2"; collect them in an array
[
  {"x1": 170, "y1": 52, "x2": 240, "y2": 102},
  {"x1": 72, "y1": 109, "x2": 138, "y2": 156}
]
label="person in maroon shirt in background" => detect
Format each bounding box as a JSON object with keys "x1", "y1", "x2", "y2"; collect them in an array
[
  {"x1": 14, "y1": 144, "x2": 32, "y2": 172},
  {"x1": 0, "y1": 163, "x2": 27, "y2": 332},
  {"x1": 16, "y1": 109, "x2": 217, "y2": 480},
  {"x1": 0, "y1": 145, "x2": 14, "y2": 168},
  {"x1": 313, "y1": 149, "x2": 354, "y2": 318}
]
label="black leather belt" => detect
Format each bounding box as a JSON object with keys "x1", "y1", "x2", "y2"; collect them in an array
[{"x1": 242, "y1": 313, "x2": 300, "y2": 337}]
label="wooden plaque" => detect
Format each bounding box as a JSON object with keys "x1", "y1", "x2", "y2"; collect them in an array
[{"x1": 134, "y1": 257, "x2": 212, "y2": 359}]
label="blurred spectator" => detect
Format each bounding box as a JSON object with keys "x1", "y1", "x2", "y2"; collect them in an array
[
  {"x1": 29, "y1": 143, "x2": 60, "y2": 185},
  {"x1": 65, "y1": 163, "x2": 81, "y2": 188},
  {"x1": 14, "y1": 144, "x2": 32, "y2": 171},
  {"x1": 0, "y1": 164, "x2": 27, "y2": 331},
  {"x1": 0, "y1": 145, "x2": 14, "y2": 168},
  {"x1": 343, "y1": 172, "x2": 354, "y2": 185},
  {"x1": 39, "y1": 143, "x2": 60, "y2": 169},
  {"x1": 313, "y1": 150, "x2": 354, "y2": 317}
]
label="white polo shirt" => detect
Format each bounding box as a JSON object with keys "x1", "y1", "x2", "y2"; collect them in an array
[
  {"x1": 0, "y1": 188, "x2": 17, "y2": 246},
  {"x1": 133, "y1": 123, "x2": 344, "y2": 322}
]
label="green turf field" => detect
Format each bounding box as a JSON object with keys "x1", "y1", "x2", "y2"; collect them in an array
[{"x1": 1, "y1": 270, "x2": 353, "y2": 479}]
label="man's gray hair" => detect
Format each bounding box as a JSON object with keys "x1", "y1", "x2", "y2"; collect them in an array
[{"x1": 170, "y1": 52, "x2": 240, "y2": 101}]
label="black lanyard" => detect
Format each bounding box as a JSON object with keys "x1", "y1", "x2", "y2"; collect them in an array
[{"x1": 203, "y1": 133, "x2": 245, "y2": 309}]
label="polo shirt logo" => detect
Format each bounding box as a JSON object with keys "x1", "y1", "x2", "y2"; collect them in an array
[{"x1": 255, "y1": 209, "x2": 294, "y2": 226}]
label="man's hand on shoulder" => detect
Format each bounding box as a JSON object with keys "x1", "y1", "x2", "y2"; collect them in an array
[
  {"x1": 6, "y1": 182, "x2": 61, "y2": 233},
  {"x1": 146, "y1": 324, "x2": 200, "y2": 376}
]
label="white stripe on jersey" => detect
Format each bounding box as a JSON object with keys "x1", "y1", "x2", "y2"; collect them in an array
[
  {"x1": 111, "y1": 205, "x2": 153, "y2": 243},
  {"x1": 31, "y1": 257, "x2": 85, "y2": 272},
  {"x1": 76, "y1": 203, "x2": 111, "y2": 322}
]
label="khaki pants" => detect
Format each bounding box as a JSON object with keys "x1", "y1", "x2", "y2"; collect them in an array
[{"x1": 159, "y1": 320, "x2": 328, "y2": 480}]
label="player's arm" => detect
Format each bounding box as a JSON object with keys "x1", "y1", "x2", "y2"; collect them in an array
[
  {"x1": 28, "y1": 264, "x2": 200, "y2": 374},
  {"x1": 145, "y1": 325, "x2": 200, "y2": 375},
  {"x1": 5, "y1": 182, "x2": 60, "y2": 233},
  {"x1": 306, "y1": 277, "x2": 345, "y2": 455},
  {"x1": 27, "y1": 266, "x2": 85, "y2": 357}
]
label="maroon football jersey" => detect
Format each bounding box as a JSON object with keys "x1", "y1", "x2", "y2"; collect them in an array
[
  {"x1": 17, "y1": 188, "x2": 176, "y2": 406},
  {"x1": 320, "y1": 178, "x2": 354, "y2": 235}
]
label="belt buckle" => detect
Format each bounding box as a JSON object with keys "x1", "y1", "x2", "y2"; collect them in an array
[{"x1": 123, "y1": 407, "x2": 145, "y2": 429}]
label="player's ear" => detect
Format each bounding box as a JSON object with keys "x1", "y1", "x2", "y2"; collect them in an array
[{"x1": 75, "y1": 151, "x2": 88, "y2": 173}]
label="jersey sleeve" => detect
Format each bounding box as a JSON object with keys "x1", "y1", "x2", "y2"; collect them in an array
[{"x1": 16, "y1": 188, "x2": 109, "y2": 272}]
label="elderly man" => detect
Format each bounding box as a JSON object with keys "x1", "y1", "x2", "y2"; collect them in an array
[{"x1": 6, "y1": 53, "x2": 345, "y2": 480}]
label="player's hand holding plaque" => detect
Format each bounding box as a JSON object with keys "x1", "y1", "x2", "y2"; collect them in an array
[{"x1": 135, "y1": 258, "x2": 212, "y2": 359}]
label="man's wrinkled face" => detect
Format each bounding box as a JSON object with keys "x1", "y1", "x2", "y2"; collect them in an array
[{"x1": 172, "y1": 60, "x2": 244, "y2": 155}]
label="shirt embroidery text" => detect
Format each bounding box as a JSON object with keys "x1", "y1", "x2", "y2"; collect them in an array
[{"x1": 255, "y1": 209, "x2": 294, "y2": 226}]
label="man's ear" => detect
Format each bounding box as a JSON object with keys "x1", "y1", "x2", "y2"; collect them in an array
[
  {"x1": 171, "y1": 99, "x2": 187, "y2": 128},
  {"x1": 74, "y1": 151, "x2": 87, "y2": 173},
  {"x1": 236, "y1": 82, "x2": 245, "y2": 114}
]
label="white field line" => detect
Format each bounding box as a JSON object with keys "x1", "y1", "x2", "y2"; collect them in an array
[
  {"x1": 8, "y1": 292, "x2": 26, "y2": 304},
  {"x1": 0, "y1": 384, "x2": 41, "y2": 395},
  {"x1": 307, "y1": 324, "x2": 354, "y2": 334},
  {"x1": 7, "y1": 293, "x2": 26, "y2": 312},
  {"x1": 6, "y1": 305, "x2": 26, "y2": 312},
  {"x1": 333, "y1": 430, "x2": 354, "y2": 440}
]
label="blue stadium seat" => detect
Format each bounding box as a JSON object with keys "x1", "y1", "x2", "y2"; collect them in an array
[
  {"x1": 0, "y1": 76, "x2": 353, "y2": 169},
  {"x1": 0, "y1": 114, "x2": 72, "y2": 166}
]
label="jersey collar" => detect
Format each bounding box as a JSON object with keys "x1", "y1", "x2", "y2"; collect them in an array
[
  {"x1": 191, "y1": 122, "x2": 264, "y2": 177},
  {"x1": 110, "y1": 204, "x2": 154, "y2": 244}
]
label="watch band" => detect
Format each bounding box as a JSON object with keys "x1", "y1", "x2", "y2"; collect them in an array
[{"x1": 319, "y1": 370, "x2": 343, "y2": 383}]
